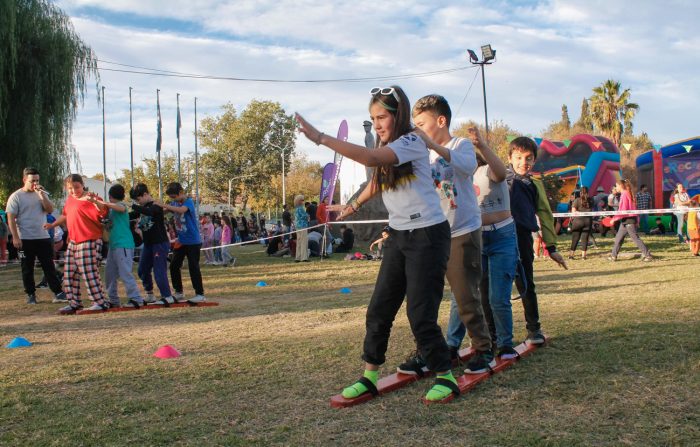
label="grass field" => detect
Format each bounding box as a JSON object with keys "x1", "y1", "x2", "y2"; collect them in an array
[{"x1": 1, "y1": 235, "x2": 699, "y2": 446}]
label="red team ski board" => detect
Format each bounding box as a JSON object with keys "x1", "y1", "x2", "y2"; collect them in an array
[
  {"x1": 75, "y1": 301, "x2": 219, "y2": 315},
  {"x1": 330, "y1": 341, "x2": 542, "y2": 408}
]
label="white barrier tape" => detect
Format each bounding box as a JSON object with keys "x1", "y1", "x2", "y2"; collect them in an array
[
  {"x1": 198, "y1": 218, "x2": 390, "y2": 252},
  {"x1": 552, "y1": 207, "x2": 700, "y2": 218}
]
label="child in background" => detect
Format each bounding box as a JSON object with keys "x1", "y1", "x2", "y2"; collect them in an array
[
  {"x1": 369, "y1": 228, "x2": 389, "y2": 259},
  {"x1": 687, "y1": 198, "x2": 699, "y2": 256},
  {"x1": 157, "y1": 182, "x2": 206, "y2": 303},
  {"x1": 130, "y1": 183, "x2": 175, "y2": 305},
  {"x1": 212, "y1": 220, "x2": 223, "y2": 265},
  {"x1": 98, "y1": 184, "x2": 146, "y2": 308},
  {"x1": 507, "y1": 137, "x2": 568, "y2": 344},
  {"x1": 649, "y1": 217, "x2": 666, "y2": 235},
  {"x1": 220, "y1": 215, "x2": 234, "y2": 265}
]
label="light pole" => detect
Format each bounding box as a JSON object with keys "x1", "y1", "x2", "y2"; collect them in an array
[
  {"x1": 268, "y1": 142, "x2": 291, "y2": 207},
  {"x1": 468, "y1": 44, "x2": 496, "y2": 136}
]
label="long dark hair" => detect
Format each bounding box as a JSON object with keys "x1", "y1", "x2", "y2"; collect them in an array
[
  {"x1": 580, "y1": 186, "x2": 589, "y2": 204},
  {"x1": 370, "y1": 85, "x2": 414, "y2": 191}
]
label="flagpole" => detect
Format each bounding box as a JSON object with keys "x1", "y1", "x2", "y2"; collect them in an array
[
  {"x1": 177, "y1": 93, "x2": 181, "y2": 183},
  {"x1": 129, "y1": 87, "x2": 134, "y2": 188},
  {"x1": 101, "y1": 86, "x2": 107, "y2": 198},
  {"x1": 157, "y1": 89, "x2": 162, "y2": 200},
  {"x1": 194, "y1": 97, "x2": 199, "y2": 213}
]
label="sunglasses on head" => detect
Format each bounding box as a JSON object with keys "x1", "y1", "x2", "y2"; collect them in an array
[{"x1": 370, "y1": 87, "x2": 400, "y2": 104}]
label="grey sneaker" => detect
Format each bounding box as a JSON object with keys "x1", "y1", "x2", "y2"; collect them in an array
[
  {"x1": 642, "y1": 254, "x2": 653, "y2": 262},
  {"x1": 110, "y1": 300, "x2": 122, "y2": 308},
  {"x1": 27, "y1": 294, "x2": 38, "y2": 305},
  {"x1": 187, "y1": 294, "x2": 206, "y2": 304},
  {"x1": 143, "y1": 293, "x2": 156, "y2": 304},
  {"x1": 52, "y1": 292, "x2": 68, "y2": 303},
  {"x1": 125, "y1": 298, "x2": 145, "y2": 308},
  {"x1": 526, "y1": 331, "x2": 546, "y2": 345},
  {"x1": 464, "y1": 350, "x2": 496, "y2": 374},
  {"x1": 173, "y1": 292, "x2": 185, "y2": 300},
  {"x1": 153, "y1": 296, "x2": 175, "y2": 305},
  {"x1": 86, "y1": 303, "x2": 109, "y2": 311}
]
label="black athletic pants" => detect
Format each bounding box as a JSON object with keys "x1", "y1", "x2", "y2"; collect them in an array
[
  {"x1": 570, "y1": 217, "x2": 593, "y2": 251},
  {"x1": 170, "y1": 243, "x2": 204, "y2": 296},
  {"x1": 515, "y1": 226, "x2": 540, "y2": 333},
  {"x1": 362, "y1": 221, "x2": 452, "y2": 372},
  {"x1": 20, "y1": 238, "x2": 63, "y2": 296}
]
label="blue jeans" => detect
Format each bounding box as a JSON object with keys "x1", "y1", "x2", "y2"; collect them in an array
[{"x1": 138, "y1": 241, "x2": 172, "y2": 298}]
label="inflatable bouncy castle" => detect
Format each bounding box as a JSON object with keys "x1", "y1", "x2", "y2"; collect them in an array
[
  {"x1": 635, "y1": 136, "x2": 700, "y2": 208},
  {"x1": 531, "y1": 134, "x2": 621, "y2": 212}
]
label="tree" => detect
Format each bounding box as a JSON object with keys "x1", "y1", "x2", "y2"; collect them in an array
[
  {"x1": 247, "y1": 153, "x2": 324, "y2": 213},
  {"x1": 589, "y1": 80, "x2": 639, "y2": 147},
  {"x1": 198, "y1": 100, "x2": 296, "y2": 209},
  {"x1": 453, "y1": 119, "x2": 520, "y2": 163},
  {"x1": 620, "y1": 132, "x2": 655, "y2": 186},
  {"x1": 572, "y1": 98, "x2": 593, "y2": 134},
  {"x1": 0, "y1": 0, "x2": 98, "y2": 204},
  {"x1": 118, "y1": 152, "x2": 195, "y2": 200},
  {"x1": 541, "y1": 104, "x2": 573, "y2": 141}
]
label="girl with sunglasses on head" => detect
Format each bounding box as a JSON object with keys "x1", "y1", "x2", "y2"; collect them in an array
[{"x1": 296, "y1": 85, "x2": 459, "y2": 403}]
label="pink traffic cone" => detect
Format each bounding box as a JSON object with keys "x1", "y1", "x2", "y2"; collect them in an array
[{"x1": 153, "y1": 345, "x2": 181, "y2": 359}]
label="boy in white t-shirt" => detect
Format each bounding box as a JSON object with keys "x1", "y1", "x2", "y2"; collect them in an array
[{"x1": 396, "y1": 94, "x2": 494, "y2": 375}]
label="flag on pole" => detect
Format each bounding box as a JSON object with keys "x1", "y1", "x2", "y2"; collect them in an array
[{"x1": 156, "y1": 93, "x2": 162, "y2": 153}]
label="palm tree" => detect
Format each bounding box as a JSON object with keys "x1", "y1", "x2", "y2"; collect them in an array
[{"x1": 589, "y1": 80, "x2": 639, "y2": 147}]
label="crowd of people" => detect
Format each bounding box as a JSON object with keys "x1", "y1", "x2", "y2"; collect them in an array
[{"x1": 2, "y1": 172, "x2": 208, "y2": 313}]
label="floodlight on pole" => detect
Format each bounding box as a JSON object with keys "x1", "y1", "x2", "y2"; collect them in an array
[{"x1": 467, "y1": 44, "x2": 496, "y2": 136}]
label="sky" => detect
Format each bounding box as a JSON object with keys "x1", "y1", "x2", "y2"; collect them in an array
[{"x1": 56, "y1": 0, "x2": 700, "y2": 203}]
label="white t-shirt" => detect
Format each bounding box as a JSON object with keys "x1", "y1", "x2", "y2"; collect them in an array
[
  {"x1": 6, "y1": 189, "x2": 51, "y2": 240},
  {"x1": 473, "y1": 165, "x2": 510, "y2": 215},
  {"x1": 382, "y1": 132, "x2": 446, "y2": 230},
  {"x1": 429, "y1": 137, "x2": 481, "y2": 237}
]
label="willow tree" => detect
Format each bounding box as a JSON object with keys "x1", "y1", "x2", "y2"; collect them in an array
[{"x1": 0, "y1": 0, "x2": 98, "y2": 203}]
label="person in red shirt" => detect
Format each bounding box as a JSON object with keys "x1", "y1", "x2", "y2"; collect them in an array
[{"x1": 47, "y1": 174, "x2": 110, "y2": 314}]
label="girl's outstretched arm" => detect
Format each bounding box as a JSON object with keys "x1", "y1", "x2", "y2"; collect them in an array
[{"x1": 296, "y1": 113, "x2": 398, "y2": 167}]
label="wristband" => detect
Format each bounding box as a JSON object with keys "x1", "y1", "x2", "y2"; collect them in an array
[{"x1": 316, "y1": 132, "x2": 325, "y2": 146}]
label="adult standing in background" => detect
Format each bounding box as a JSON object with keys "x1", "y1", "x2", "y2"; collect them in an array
[
  {"x1": 635, "y1": 184, "x2": 652, "y2": 234},
  {"x1": 672, "y1": 183, "x2": 691, "y2": 243},
  {"x1": 5, "y1": 167, "x2": 66, "y2": 304},
  {"x1": 293, "y1": 194, "x2": 309, "y2": 262}
]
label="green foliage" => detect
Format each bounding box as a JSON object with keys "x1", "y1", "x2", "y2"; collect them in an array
[
  {"x1": 589, "y1": 79, "x2": 639, "y2": 146},
  {"x1": 572, "y1": 97, "x2": 593, "y2": 134},
  {"x1": 541, "y1": 104, "x2": 574, "y2": 141},
  {"x1": 453, "y1": 119, "x2": 519, "y2": 163},
  {"x1": 538, "y1": 172, "x2": 566, "y2": 211},
  {"x1": 118, "y1": 152, "x2": 196, "y2": 200},
  {"x1": 198, "y1": 100, "x2": 296, "y2": 208},
  {"x1": 0, "y1": 0, "x2": 98, "y2": 204}
]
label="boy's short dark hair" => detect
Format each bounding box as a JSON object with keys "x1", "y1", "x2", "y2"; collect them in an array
[
  {"x1": 509, "y1": 136, "x2": 539, "y2": 160},
  {"x1": 23, "y1": 167, "x2": 39, "y2": 176},
  {"x1": 412, "y1": 94, "x2": 452, "y2": 127},
  {"x1": 655, "y1": 217, "x2": 662, "y2": 222},
  {"x1": 165, "y1": 182, "x2": 184, "y2": 196},
  {"x1": 109, "y1": 184, "x2": 125, "y2": 201},
  {"x1": 130, "y1": 183, "x2": 149, "y2": 200}
]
